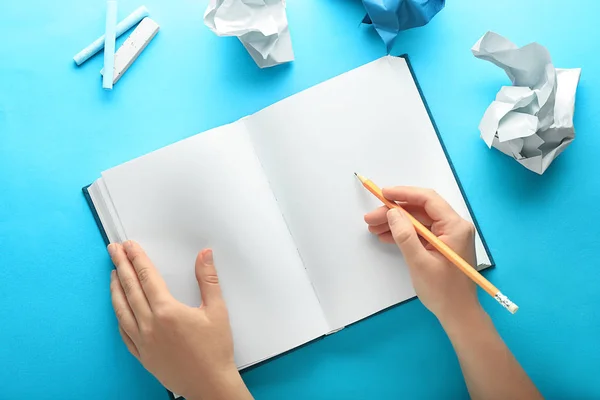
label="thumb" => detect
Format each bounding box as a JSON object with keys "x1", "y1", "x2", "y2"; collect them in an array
[
  {"x1": 195, "y1": 249, "x2": 223, "y2": 307},
  {"x1": 387, "y1": 208, "x2": 427, "y2": 264}
]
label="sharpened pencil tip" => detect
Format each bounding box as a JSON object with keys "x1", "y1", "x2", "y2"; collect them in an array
[{"x1": 354, "y1": 172, "x2": 366, "y2": 183}]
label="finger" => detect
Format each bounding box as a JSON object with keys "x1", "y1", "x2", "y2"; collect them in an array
[
  {"x1": 108, "y1": 243, "x2": 151, "y2": 322},
  {"x1": 110, "y1": 270, "x2": 139, "y2": 338},
  {"x1": 375, "y1": 223, "x2": 433, "y2": 247},
  {"x1": 122, "y1": 240, "x2": 171, "y2": 309},
  {"x1": 119, "y1": 325, "x2": 140, "y2": 359},
  {"x1": 195, "y1": 249, "x2": 224, "y2": 307},
  {"x1": 402, "y1": 205, "x2": 434, "y2": 227},
  {"x1": 365, "y1": 205, "x2": 433, "y2": 227},
  {"x1": 387, "y1": 208, "x2": 428, "y2": 264},
  {"x1": 364, "y1": 206, "x2": 389, "y2": 225},
  {"x1": 382, "y1": 187, "x2": 459, "y2": 222},
  {"x1": 368, "y1": 223, "x2": 390, "y2": 235},
  {"x1": 378, "y1": 232, "x2": 395, "y2": 244}
]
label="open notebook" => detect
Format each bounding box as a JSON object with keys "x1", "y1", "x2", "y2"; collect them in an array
[{"x1": 84, "y1": 55, "x2": 493, "y2": 371}]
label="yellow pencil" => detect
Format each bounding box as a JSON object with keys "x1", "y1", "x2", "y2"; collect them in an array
[{"x1": 355, "y1": 173, "x2": 518, "y2": 314}]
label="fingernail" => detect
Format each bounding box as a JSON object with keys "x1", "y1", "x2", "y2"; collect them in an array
[
  {"x1": 110, "y1": 270, "x2": 116, "y2": 280},
  {"x1": 107, "y1": 244, "x2": 117, "y2": 257},
  {"x1": 123, "y1": 240, "x2": 133, "y2": 251},
  {"x1": 202, "y1": 249, "x2": 213, "y2": 265}
]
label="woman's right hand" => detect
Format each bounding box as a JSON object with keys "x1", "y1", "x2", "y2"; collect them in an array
[{"x1": 364, "y1": 186, "x2": 481, "y2": 324}]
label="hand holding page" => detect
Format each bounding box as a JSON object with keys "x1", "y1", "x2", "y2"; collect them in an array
[
  {"x1": 472, "y1": 31, "x2": 581, "y2": 175},
  {"x1": 92, "y1": 122, "x2": 328, "y2": 368},
  {"x1": 204, "y1": 0, "x2": 294, "y2": 68}
]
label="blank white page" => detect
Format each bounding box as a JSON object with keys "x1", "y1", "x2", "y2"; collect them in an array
[
  {"x1": 100, "y1": 122, "x2": 328, "y2": 367},
  {"x1": 245, "y1": 56, "x2": 491, "y2": 330}
]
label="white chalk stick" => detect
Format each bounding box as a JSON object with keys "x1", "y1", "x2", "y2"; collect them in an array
[
  {"x1": 73, "y1": 6, "x2": 149, "y2": 66},
  {"x1": 100, "y1": 18, "x2": 160, "y2": 84},
  {"x1": 102, "y1": 1, "x2": 118, "y2": 90}
]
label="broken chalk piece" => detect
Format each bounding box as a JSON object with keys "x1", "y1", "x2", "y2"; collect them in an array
[
  {"x1": 102, "y1": 1, "x2": 118, "y2": 90},
  {"x1": 73, "y1": 6, "x2": 149, "y2": 66},
  {"x1": 100, "y1": 17, "x2": 160, "y2": 84}
]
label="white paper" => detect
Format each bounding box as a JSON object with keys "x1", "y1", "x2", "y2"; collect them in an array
[
  {"x1": 204, "y1": 0, "x2": 294, "y2": 68},
  {"x1": 99, "y1": 121, "x2": 328, "y2": 368},
  {"x1": 472, "y1": 31, "x2": 581, "y2": 174},
  {"x1": 244, "y1": 56, "x2": 491, "y2": 330}
]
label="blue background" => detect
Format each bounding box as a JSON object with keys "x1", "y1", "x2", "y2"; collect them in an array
[{"x1": 1, "y1": 0, "x2": 599, "y2": 398}]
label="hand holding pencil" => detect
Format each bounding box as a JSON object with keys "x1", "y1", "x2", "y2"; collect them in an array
[{"x1": 359, "y1": 175, "x2": 518, "y2": 316}]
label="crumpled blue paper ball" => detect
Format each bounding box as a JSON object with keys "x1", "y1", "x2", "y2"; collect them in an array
[{"x1": 362, "y1": 0, "x2": 445, "y2": 51}]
